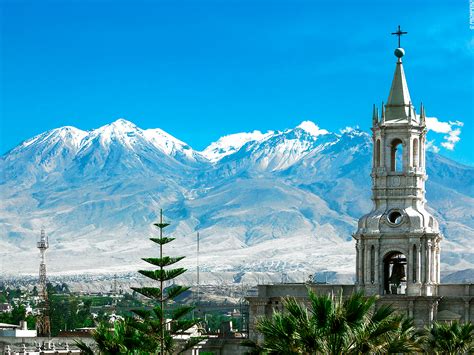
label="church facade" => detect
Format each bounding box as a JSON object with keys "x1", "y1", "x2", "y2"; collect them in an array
[{"x1": 247, "y1": 42, "x2": 473, "y2": 342}]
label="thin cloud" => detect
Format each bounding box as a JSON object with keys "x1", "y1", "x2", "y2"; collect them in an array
[
  {"x1": 426, "y1": 140, "x2": 440, "y2": 153},
  {"x1": 441, "y1": 128, "x2": 461, "y2": 151},
  {"x1": 424, "y1": 116, "x2": 463, "y2": 152}
]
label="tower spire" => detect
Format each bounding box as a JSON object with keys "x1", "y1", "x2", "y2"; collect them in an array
[
  {"x1": 372, "y1": 104, "x2": 379, "y2": 125},
  {"x1": 381, "y1": 101, "x2": 385, "y2": 123},
  {"x1": 385, "y1": 28, "x2": 413, "y2": 122},
  {"x1": 420, "y1": 102, "x2": 426, "y2": 126}
]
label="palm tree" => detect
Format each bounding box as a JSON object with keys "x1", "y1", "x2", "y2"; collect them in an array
[
  {"x1": 424, "y1": 321, "x2": 474, "y2": 355},
  {"x1": 75, "y1": 318, "x2": 147, "y2": 354},
  {"x1": 256, "y1": 290, "x2": 422, "y2": 354},
  {"x1": 255, "y1": 304, "x2": 304, "y2": 354},
  {"x1": 385, "y1": 317, "x2": 425, "y2": 354}
]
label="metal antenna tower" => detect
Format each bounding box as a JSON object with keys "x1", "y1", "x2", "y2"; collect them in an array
[
  {"x1": 36, "y1": 228, "x2": 51, "y2": 337},
  {"x1": 196, "y1": 232, "x2": 200, "y2": 311}
]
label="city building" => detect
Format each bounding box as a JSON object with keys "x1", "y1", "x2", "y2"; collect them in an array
[{"x1": 0, "y1": 321, "x2": 37, "y2": 338}]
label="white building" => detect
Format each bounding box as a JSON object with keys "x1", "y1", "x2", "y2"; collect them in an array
[{"x1": 0, "y1": 322, "x2": 37, "y2": 338}]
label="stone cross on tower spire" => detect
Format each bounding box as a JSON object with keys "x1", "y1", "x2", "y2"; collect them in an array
[{"x1": 391, "y1": 25, "x2": 408, "y2": 47}]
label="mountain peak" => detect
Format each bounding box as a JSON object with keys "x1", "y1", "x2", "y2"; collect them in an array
[
  {"x1": 98, "y1": 118, "x2": 137, "y2": 132},
  {"x1": 86, "y1": 119, "x2": 142, "y2": 149},
  {"x1": 202, "y1": 130, "x2": 273, "y2": 162},
  {"x1": 295, "y1": 121, "x2": 329, "y2": 136},
  {"x1": 111, "y1": 118, "x2": 135, "y2": 126}
]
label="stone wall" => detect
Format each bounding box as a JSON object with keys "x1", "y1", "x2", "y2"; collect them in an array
[{"x1": 247, "y1": 283, "x2": 474, "y2": 341}]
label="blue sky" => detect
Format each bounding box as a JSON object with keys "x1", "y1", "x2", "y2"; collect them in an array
[{"x1": 1, "y1": 0, "x2": 473, "y2": 164}]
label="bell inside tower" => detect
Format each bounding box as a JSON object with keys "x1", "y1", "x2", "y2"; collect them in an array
[{"x1": 383, "y1": 252, "x2": 407, "y2": 295}]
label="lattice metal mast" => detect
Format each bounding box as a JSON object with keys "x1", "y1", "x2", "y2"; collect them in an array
[
  {"x1": 197, "y1": 232, "x2": 200, "y2": 310},
  {"x1": 36, "y1": 228, "x2": 51, "y2": 337}
]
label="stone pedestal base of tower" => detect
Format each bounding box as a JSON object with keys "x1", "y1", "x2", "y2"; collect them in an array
[
  {"x1": 376, "y1": 295, "x2": 440, "y2": 328},
  {"x1": 246, "y1": 283, "x2": 474, "y2": 343},
  {"x1": 358, "y1": 284, "x2": 378, "y2": 296}
]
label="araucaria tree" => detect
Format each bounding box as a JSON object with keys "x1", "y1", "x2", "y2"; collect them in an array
[{"x1": 131, "y1": 209, "x2": 203, "y2": 354}]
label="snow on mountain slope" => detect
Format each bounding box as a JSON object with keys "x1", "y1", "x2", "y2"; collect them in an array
[
  {"x1": 1, "y1": 119, "x2": 473, "y2": 283},
  {"x1": 281, "y1": 128, "x2": 373, "y2": 219},
  {"x1": 1, "y1": 119, "x2": 205, "y2": 185},
  {"x1": 202, "y1": 121, "x2": 329, "y2": 166},
  {"x1": 1, "y1": 126, "x2": 87, "y2": 184},
  {"x1": 143, "y1": 128, "x2": 205, "y2": 164},
  {"x1": 207, "y1": 122, "x2": 337, "y2": 179},
  {"x1": 202, "y1": 130, "x2": 273, "y2": 162}
]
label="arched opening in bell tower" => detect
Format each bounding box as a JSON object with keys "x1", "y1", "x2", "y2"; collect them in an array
[
  {"x1": 413, "y1": 138, "x2": 419, "y2": 167},
  {"x1": 383, "y1": 251, "x2": 407, "y2": 295},
  {"x1": 390, "y1": 139, "x2": 403, "y2": 172}
]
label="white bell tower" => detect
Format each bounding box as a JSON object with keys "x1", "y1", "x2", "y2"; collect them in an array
[{"x1": 354, "y1": 32, "x2": 442, "y2": 297}]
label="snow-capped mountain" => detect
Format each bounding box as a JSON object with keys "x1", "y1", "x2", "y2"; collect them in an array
[
  {"x1": 202, "y1": 130, "x2": 273, "y2": 163},
  {"x1": 1, "y1": 119, "x2": 472, "y2": 284},
  {"x1": 1, "y1": 126, "x2": 87, "y2": 184}
]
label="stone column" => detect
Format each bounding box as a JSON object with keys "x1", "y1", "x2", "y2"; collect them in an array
[
  {"x1": 249, "y1": 300, "x2": 268, "y2": 343},
  {"x1": 355, "y1": 240, "x2": 360, "y2": 285},
  {"x1": 464, "y1": 300, "x2": 470, "y2": 323},
  {"x1": 420, "y1": 239, "x2": 426, "y2": 284},
  {"x1": 427, "y1": 240, "x2": 432, "y2": 284},
  {"x1": 408, "y1": 241, "x2": 413, "y2": 284},
  {"x1": 431, "y1": 243, "x2": 438, "y2": 284},
  {"x1": 436, "y1": 246, "x2": 441, "y2": 284},
  {"x1": 422, "y1": 136, "x2": 427, "y2": 168},
  {"x1": 402, "y1": 141, "x2": 407, "y2": 171},
  {"x1": 374, "y1": 242, "x2": 379, "y2": 286},
  {"x1": 416, "y1": 244, "x2": 421, "y2": 284},
  {"x1": 365, "y1": 245, "x2": 371, "y2": 286},
  {"x1": 428, "y1": 242, "x2": 433, "y2": 283}
]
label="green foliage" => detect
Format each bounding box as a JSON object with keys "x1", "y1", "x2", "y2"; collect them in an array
[
  {"x1": 47, "y1": 282, "x2": 70, "y2": 294},
  {"x1": 0, "y1": 292, "x2": 8, "y2": 303},
  {"x1": 204, "y1": 312, "x2": 243, "y2": 333},
  {"x1": 131, "y1": 287, "x2": 162, "y2": 300},
  {"x1": 165, "y1": 285, "x2": 189, "y2": 301},
  {"x1": 3, "y1": 287, "x2": 22, "y2": 302},
  {"x1": 0, "y1": 303, "x2": 27, "y2": 325},
  {"x1": 256, "y1": 290, "x2": 423, "y2": 354},
  {"x1": 150, "y1": 237, "x2": 175, "y2": 245},
  {"x1": 138, "y1": 268, "x2": 187, "y2": 282},
  {"x1": 76, "y1": 318, "x2": 149, "y2": 354},
  {"x1": 143, "y1": 257, "x2": 186, "y2": 267},
  {"x1": 424, "y1": 321, "x2": 474, "y2": 354},
  {"x1": 49, "y1": 294, "x2": 94, "y2": 336}
]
